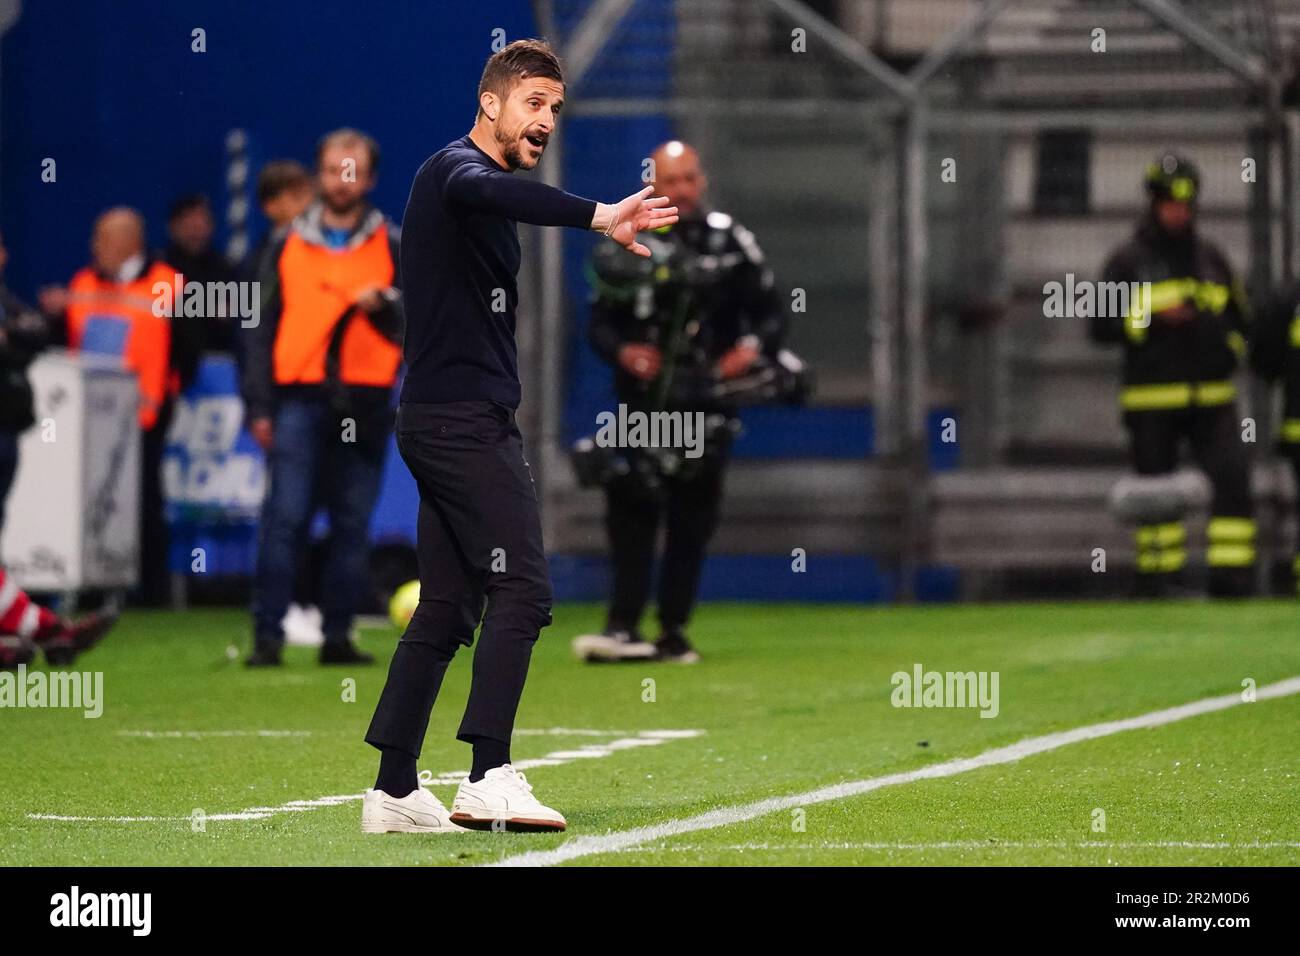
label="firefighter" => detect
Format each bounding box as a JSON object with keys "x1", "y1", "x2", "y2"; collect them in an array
[
  {"x1": 1091, "y1": 154, "x2": 1255, "y2": 597},
  {"x1": 572, "y1": 140, "x2": 787, "y2": 663}
]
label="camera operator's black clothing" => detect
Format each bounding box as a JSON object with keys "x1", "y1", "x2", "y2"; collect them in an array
[
  {"x1": 587, "y1": 210, "x2": 785, "y2": 634},
  {"x1": 1093, "y1": 217, "x2": 1254, "y2": 594},
  {"x1": 588, "y1": 210, "x2": 785, "y2": 414}
]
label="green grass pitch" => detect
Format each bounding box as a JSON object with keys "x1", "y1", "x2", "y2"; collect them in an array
[{"x1": 1, "y1": 600, "x2": 1297, "y2": 866}]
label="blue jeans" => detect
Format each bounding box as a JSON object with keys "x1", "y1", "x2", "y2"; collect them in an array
[{"x1": 251, "y1": 396, "x2": 389, "y2": 646}]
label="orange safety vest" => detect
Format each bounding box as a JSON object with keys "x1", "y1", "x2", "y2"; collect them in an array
[
  {"x1": 273, "y1": 226, "x2": 401, "y2": 388},
  {"x1": 65, "y1": 261, "x2": 179, "y2": 430}
]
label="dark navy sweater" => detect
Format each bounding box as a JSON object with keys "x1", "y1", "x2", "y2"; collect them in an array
[{"x1": 398, "y1": 134, "x2": 597, "y2": 408}]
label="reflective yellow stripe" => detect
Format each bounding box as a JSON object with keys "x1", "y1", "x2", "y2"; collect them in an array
[
  {"x1": 1192, "y1": 282, "x2": 1230, "y2": 315},
  {"x1": 1282, "y1": 419, "x2": 1300, "y2": 444},
  {"x1": 1207, "y1": 544, "x2": 1256, "y2": 568},
  {"x1": 1122, "y1": 383, "x2": 1192, "y2": 410},
  {"x1": 1137, "y1": 523, "x2": 1183, "y2": 547},
  {"x1": 1125, "y1": 285, "x2": 1152, "y2": 344},
  {"x1": 1147, "y1": 279, "x2": 1195, "y2": 312},
  {"x1": 1207, "y1": 517, "x2": 1256, "y2": 543},
  {"x1": 1137, "y1": 549, "x2": 1187, "y2": 573},
  {"x1": 1226, "y1": 330, "x2": 1246, "y2": 359},
  {"x1": 1121, "y1": 380, "x2": 1235, "y2": 410},
  {"x1": 1291, "y1": 316, "x2": 1300, "y2": 349},
  {"x1": 1125, "y1": 278, "x2": 1232, "y2": 342},
  {"x1": 1193, "y1": 380, "x2": 1236, "y2": 406}
]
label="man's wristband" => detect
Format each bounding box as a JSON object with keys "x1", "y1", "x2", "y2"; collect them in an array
[{"x1": 592, "y1": 202, "x2": 619, "y2": 237}]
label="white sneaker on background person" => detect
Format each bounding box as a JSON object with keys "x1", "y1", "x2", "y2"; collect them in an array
[
  {"x1": 571, "y1": 627, "x2": 657, "y2": 662},
  {"x1": 282, "y1": 602, "x2": 325, "y2": 647}
]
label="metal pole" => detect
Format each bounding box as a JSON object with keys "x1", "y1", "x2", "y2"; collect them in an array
[
  {"x1": 897, "y1": 102, "x2": 930, "y2": 602},
  {"x1": 1129, "y1": 0, "x2": 1268, "y2": 87},
  {"x1": 760, "y1": 0, "x2": 913, "y2": 102},
  {"x1": 534, "y1": 0, "x2": 565, "y2": 545},
  {"x1": 906, "y1": 0, "x2": 1013, "y2": 92},
  {"x1": 562, "y1": 0, "x2": 637, "y2": 87},
  {"x1": 868, "y1": 138, "x2": 898, "y2": 459}
]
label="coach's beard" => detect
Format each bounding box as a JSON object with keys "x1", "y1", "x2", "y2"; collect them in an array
[{"x1": 497, "y1": 123, "x2": 544, "y2": 171}]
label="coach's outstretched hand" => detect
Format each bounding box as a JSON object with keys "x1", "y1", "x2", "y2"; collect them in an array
[{"x1": 592, "y1": 186, "x2": 678, "y2": 257}]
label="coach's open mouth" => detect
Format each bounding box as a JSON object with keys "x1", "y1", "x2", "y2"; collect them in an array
[{"x1": 525, "y1": 133, "x2": 546, "y2": 149}]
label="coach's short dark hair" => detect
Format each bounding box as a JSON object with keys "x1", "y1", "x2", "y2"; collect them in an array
[
  {"x1": 477, "y1": 39, "x2": 564, "y2": 118},
  {"x1": 257, "y1": 160, "x2": 312, "y2": 205},
  {"x1": 315, "y1": 128, "x2": 381, "y2": 176}
]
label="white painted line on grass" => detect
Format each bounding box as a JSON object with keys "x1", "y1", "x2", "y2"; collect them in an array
[
  {"x1": 28, "y1": 729, "x2": 705, "y2": 824},
  {"x1": 117, "y1": 730, "x2": 313, "y2": 739},
  {"x1": 488, "y1": 676, "x2": 1300, "y2": 867},
  {"x1": 414, "y1": 731, "x2": 705, "y2": 785},
  {"x1": 609, "y1": 841, "x2": 1300, "y2": 854}
]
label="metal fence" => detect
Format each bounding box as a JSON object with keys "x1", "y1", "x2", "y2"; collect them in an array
[{"x1": 528, "y1": 0, "x2": 1300, "y2": 599}]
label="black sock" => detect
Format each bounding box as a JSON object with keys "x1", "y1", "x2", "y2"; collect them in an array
[
  {"x1": 375, "y1": 747, "x2": 417, "y2": 798},
  {"x1": 467, "y1": 736, "x2": 510, "y2": 782}
]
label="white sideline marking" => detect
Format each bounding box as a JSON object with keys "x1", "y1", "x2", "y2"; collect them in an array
[
  {"x1": 117, "y1": 730, "x2": 312, "y2": 739},
  {"x1": 115, "y1": 727, "x2": 626, "y2": 740},
  {"x1": 27, "y1": 729, "x2": 704, "y2": 824},
  {"x1": 611, "y1": 841, "x2": 1300, "y2": 854},
  {"x1": 489, "y1": 676, "x2": 1300, "y2": 867},
  {"x1": 416, "y1": 731, "x2": 705, "y2": 785}
]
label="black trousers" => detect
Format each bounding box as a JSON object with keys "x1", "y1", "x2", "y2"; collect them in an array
[
  {"x1": 604, "y1": 453, "x2": 727, "y2": 636},
  {"x1": 365, "y1": 401, "x2": 552, "y2": 759},
  {"x1": 137, "y1": 400, "x2": 174, "y2": 607},
  {"x1": 1125, "y1": 402, "x2": 1255, "y2": 592}
]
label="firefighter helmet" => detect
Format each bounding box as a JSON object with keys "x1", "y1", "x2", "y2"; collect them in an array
[{"x1": 1145, "y1": 154, "x2": 1200, "y2": 204}]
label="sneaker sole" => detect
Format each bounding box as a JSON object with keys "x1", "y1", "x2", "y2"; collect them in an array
[
  {"x1": 449, "y1": 811, "x2": 566, "y2": 833},
  {"x1": 360, "y1": 819, "x2": 465, "y2": 834}
]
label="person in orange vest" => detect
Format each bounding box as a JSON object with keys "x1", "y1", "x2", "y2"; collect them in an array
[
  {"x1": 37, "y1": 207, "x2": 202, "y2": 607},
  {"x1": 242, "y1": 128, "x2": 403, "y2": 667}
]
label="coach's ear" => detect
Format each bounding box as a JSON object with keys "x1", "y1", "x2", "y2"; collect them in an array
[{"x1": 480, "y1": 91, "x2": 500, "y2": 122}]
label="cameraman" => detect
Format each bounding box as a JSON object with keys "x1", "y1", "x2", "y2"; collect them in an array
[{"x1": 575, "y1": 141, "x2": 786, "y2": 663}]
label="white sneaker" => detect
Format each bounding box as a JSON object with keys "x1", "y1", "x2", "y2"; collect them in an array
[
  {"x1": 282, "y1": 603, "x2": 325, "y2": 647},
  {"x1": 451, "y1": 764, "x2": 567, "y2": 832},
  {"x1": 572, "y1": 629, "x2": 657, "y2": 662},
  {"x1": 361, "y1": 770, "x2": 465, "y2": 834}
]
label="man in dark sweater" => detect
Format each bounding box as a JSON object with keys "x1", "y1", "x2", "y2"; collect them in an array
[{"x1": 361, "y1": 39, "x2": 677, "y2": 834}]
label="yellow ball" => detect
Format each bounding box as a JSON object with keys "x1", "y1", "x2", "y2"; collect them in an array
[{"x1": 388, "y1": 579, "x2": 421, "y2": 629}]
